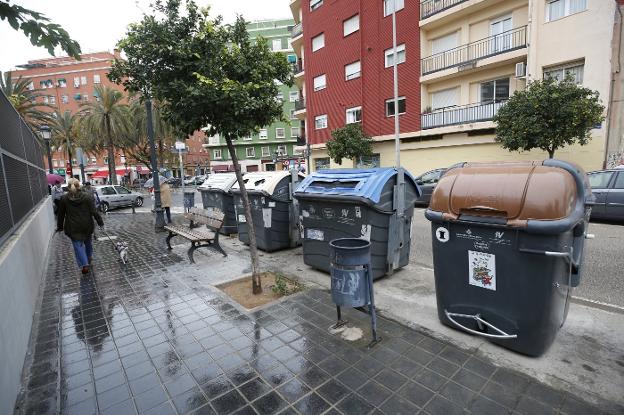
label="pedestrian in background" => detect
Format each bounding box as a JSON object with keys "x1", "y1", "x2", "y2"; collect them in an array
[
  {"x1": 57, "y1": 178, "x2": 104, "y2": 275},
  {"x1": 52, "y1": 180, "x2": 64, "y2": 214},
  {"x1": 84, "y1": 182, "x2": 101, "y2": 239},
  {"x1": 160, "y1": 180, "x2": 172, "y2": 224}
]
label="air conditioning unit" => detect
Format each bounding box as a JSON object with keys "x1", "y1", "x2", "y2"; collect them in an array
[{"x1": 515, "y1": 62, "x2": 527, "y2": 78}]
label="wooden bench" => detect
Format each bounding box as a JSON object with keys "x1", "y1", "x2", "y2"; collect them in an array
[{"x1": 164, "y1": 207, "x2": 227, "y2": 263}]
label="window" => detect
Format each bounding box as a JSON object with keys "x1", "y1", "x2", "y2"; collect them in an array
[
  {"x1": 614, "y1": 172, "x2": 624, "y2": 189},
  {"x1": 90, "y1": 157, "x2": 97, "y2": 164},
  {"x1": 57, "y1": 79, "x2": 67, "y2": 88},
  {"x1": 52, "y1": 159, "x2": 59, "y2": 167},
  {"x1": 276, "y1": 93, "x2": 284, "y2": 102},
  {"x1": 312, "y1": 33, "x2": 325, "y2": 52},
  {"x1": 385, "y1": 97, "x2": 406, "y2": 116},
  {"x1": 289, "y1": 91, "x2": 299, "y2": 102},
  {"x1": 384, "y1": 0, "x2": 404, "y2": 16},
  {"x1": 277, "y1": 145, "x2": 287, "y2": 155},
  {"x1": 104, "y1": 157, "x2": 109, "y2": 164},
  {"x1": 80, "y1": 76, "x2": 87, "y2": 85},
  {"x1": 544, "y1": 62, "x2": 584, "y2": 84},
  {"x1": 259, "y1": 129, "x2": 268, "y2": 139},
  {"x1": 480, "y1": 78, "x2": 510, "y2": 104},
  {"x1": 27, "y1": 82, "x2": 34, "y2": 90},
  {"x1": 418, "y1": 169, "x2": 445, "y2": 184},
  {"x1": 588, "y1": 172, "x2": 614, "y2": 189},
  {"x1": 431, "y1": 88, "x2": 458, "y2": 110},
  {"x1": 276, "y1": 128, "x2": 286, "y2": 138},
  {"x1": 346, "y1": 106, "x2": 362, "y2": 124},
  {"x1": 243, "y1": 135, "x2": 253, "y2": 141},
  {"x1": 213, "y1": 149, "x2": 222, "y2": 159},
  {"x1": 315, "y1": 114, "x2": 328, "y2": 129},
  {"x1": 310, "y1": 0, "x2": 323, "y2": 11},
  {"x1": 73, "y1": 77, "x2": 80, "y2": 88},
  {"x1": 291, "y1": 127, "x2": 300, "y2": 137},
  {"x1": 431, "y1": 32, "x2": 458, "y2": 55},
  {"x1": 290, "y1": 109, "x2": 297, "y2": 119},
  {"x1": 546, "y1": 0, "x2": 586, "y2": 22},
  {"x1": 246, "y1": 147, "x2": 255, "y2": 158},
  {"x1": 93, "y1": 74, "x2": 101, "y2": 84},
  {"x1": 313, "y1": 74, "x2": 326, "y2": 91},
  {"x1": 287, "y1": 54, "x2": 297, "y2": 63},
  {"x1": 357, "y1": 154, "x2": 381, "y2": 168},
  {"x1": 101, "y1": 186, "x2": 116, "y2": 196},
  {"x1": 343, "y1": 15, "x2": 359, "y2": 37},
  {"x1": 83, "y1": 94, "x2": 89, "y2": 102},
  {"x1": 345, "y1": 61, "x2": 361, "y2": 80},
  {"x1": 261, "y1": 146, "x2": 270, "y2": 157},
  {"x1": 385, "y1": 44, "x2": 406, "y2": 68},
  {"x1": 315, "y1": 157, "x2": 330, "y2": 170},
  {"x1": 42, "y1": 96, "x2": 49, "y2": 104},
  {"x1": 49, "y1": 96, "x2": 56, "y2": 104},
  {"x1": 115, "y1": 186, "x2": 131, "y2": 194},
  {"x1": 272, "y1": 39, "x2": 282, "y2": 51},
  {"x1": 61, "y1": 95, "x2": 69, "y2": 104},
  {"x1": 490, "y1": 15, "x2": 512, "y2": 52}
]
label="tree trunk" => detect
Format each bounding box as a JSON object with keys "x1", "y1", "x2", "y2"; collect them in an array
[
  {"x1": 225, "y1": 135, "x2": 262, "y2": 294},
  {"x1": 548, "y1": 148, "x2": 555, "y2": 159},
  {"x1": 105, "y1": 115, "x2": 118, "y2": 185},
  {"x1": 66, "y1": 138, "x2": 73, "y2": 181}
]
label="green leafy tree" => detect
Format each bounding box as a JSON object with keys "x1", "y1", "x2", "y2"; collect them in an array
[
  {"x1": 78, "y1": 85, "x2": 130, "y2": 184},
  {"x1": 326, "y1": 123, "x2": 373, "y2": 166},
  {"x1": 50, "y1": 109, "x2": 79, "y2": 174},
  {"x1": 110, "y1": 0, "x2": 292, "y2": 294},
  {"x1": 0, "y1": 1, "x2": 81, "y2": 58},
  {"x1": 0, "y1": 71, "x2": 53, "y2": 131},
  {"x1": 494, "y1": 77, "x2": 605, "y2": 158}
]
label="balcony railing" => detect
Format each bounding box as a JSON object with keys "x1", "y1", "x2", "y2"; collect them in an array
[
  {"x1": 291, "y1": 22, "x2": 303, "y2": 38},
  {"x1": 421, "y1": 100, "x2": 507, "y2": 129},
  {"x1": 420, "y1": 0, "x2": 468, "y2": 20},
  {"x1": 292, "y1": 61, "x2": 304, "y2": 75},
  {"x1": 294, "y1": 98, "x2": 306, "y2": 111},
  {"x1": 421, "y1": 26, "x2": 527, "y2": 75}
]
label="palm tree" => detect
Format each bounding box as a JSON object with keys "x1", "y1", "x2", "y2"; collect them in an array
[
  {"x1": 79, "y1": 85, "x2": 130, "y2": 185},
  {"x1": 50, "y1": 110, "x2": 80, "y2": 176},
  {"x1": 0, "y1": 71, "x2": 53, "y2": 132}
]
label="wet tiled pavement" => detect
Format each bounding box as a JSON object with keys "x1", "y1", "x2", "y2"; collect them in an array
[{"x1": 14, "y1": 213, "x2": 615, "y2": 414}]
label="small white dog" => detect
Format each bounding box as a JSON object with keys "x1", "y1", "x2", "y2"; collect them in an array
[{"x1": 115, "y1": 241, "x2": 129, "y2": 264}]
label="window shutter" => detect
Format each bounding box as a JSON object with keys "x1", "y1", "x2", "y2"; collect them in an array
[
  {"x1": 431, "y1": 88, "x2": 459, "y2": 110},
  {"x1": 431, "y1": 32, "x2": 458, "y2": 55}
]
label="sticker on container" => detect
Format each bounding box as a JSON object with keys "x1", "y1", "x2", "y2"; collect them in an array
[
  {"x1": 307, "y1": 229, "x2": 324, "y2": 241},
  {"x1": 361, "y1": 224, "x2": 371, "y2": 241},
  {"x1": 238, "y1": 214, "x2": 246, "y2": 223},
  {"x1": 268, "y1": 201, "x2": 276, "y2": 208},
  {"x1": 262, "y1": 208, "x2": 272, "y2": 228},
  {"x1": 436, "y1": 227, "x2": 450, "y2": 243},
  {"x1": 468, "y1": 250, "x2": 496, "y2": 291}
]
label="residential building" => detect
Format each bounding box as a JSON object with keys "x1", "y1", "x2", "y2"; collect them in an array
[
  {"x1": 290, "y1": 0, "x2": 421, "y2": 171},
  {"x1": 416, "y1": 0, "x2": 620, "y2": 174},
  {"x1": 207, "y1": 19, "x2": 303, "y2": 173}
]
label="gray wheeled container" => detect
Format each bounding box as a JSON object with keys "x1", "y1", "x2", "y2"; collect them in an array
[
  {"x1": 425, "y1": 160, "x2": 594, "y2": 356},
  {"x1": 293, "y1": 168, "x2": 421, "y2": 279},
  {"x1": 199, "y1": 173, "x2": 238, "y2": 234},
  {"x1": 231, "y1": 171, "x2": 305, "y2": 252}
]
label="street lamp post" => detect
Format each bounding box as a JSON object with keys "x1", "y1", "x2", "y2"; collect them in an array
[
  {"x1": 40, "y1": 125, "x2": 53, "y2": 174},
  {"x1": 146, "y1": 97, "x2": 166, "y2": 229}
]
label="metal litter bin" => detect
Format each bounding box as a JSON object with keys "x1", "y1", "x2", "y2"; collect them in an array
[
  {"x1": 232, "y1": 171, "x2": 305, "y2": 252},
  {"x1": 293, "y1": 168, "x2": 421, "y2": 279},
  {"x1": 199, "y1": 173, "x2": 238, "y2": 234},
  {"x1": 425, "y1": 160, "x2": 594, "y2": 356},
  {"x1": 183, "y1": 191, "x2": 195, "y2": 212}
]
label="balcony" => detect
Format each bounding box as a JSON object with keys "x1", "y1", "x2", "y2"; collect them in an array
[
  {"x1": 292, "y1": 61, "x2": 304, "y2": 76},
  {"x1": 421, "y1": 26, "x2": 527, "y2": 76},
  {"x1": 420, "y1": 0, "x2": 468, "y2": 20},
  {"x1": 291, "y1": 22, "x2": 303, "y2": 39},
  {"x1": 421, "y1": 100, "x2": 507, "y2": 129},
  {"x1": 294, "y1": 98, "x2": 306, "y2": 111}
]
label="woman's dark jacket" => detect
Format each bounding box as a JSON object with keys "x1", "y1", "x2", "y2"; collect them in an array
[{"x1": 57, "y1": 190, "x2": 104, "y2": 241}]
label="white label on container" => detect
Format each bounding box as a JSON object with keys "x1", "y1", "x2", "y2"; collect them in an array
[
  {"x1": 238, "y1": 214, "x2": 246, "y2": 223},
  {"x1": 268, "y1": 201, "x2": 276, "y2": 208},
  {"x1": 262, "y1": 208, "x2": 272, "y2": 228},
  {"x1": 307, "y1": 229, "x2": 324, "y2": 241},
  {"x1": 468, "y1": 250, "x2": 496, "y2": 291},
  {"x1": 361, "y1": 224, "x2": 371, "y2": 241},
  {"x1": 436, "y1": 227, "x2": 450, "y2": 243}
]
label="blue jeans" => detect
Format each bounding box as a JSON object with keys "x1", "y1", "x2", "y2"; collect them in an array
[{"x1": 71, "y1": 238, "x2": 93, "y2": 268}]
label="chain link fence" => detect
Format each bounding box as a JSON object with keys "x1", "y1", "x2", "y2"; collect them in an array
[{"x1": 0, "y1": 91, "x2": 48, "y2": 246}]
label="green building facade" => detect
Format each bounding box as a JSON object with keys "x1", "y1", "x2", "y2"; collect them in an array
[{"x1": 208, "y1": 19, "x2": 303, "y2": 173}]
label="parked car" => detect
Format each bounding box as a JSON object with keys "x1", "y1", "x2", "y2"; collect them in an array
[
  {"x1": 587, "y1": 169, "x2": 624, "y2": 221},
  {"x1": 168, "y1": 177, "x2": 182, "y2": 187},
  {"x1": 95, "y1": 185, "x2": 144, "y2": 213},
  {"x1": 414, "y1": 168, "x2": 448, "y2": 206},
  {"x1": 183, "y1": 176, "x2": 196, "y2": 186}
]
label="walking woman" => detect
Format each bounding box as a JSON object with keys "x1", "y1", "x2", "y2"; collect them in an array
[
  {"x1": 57, "y1": 179, "x2": 104, "y2": 274},
  {"x1": 160, "y1": 180, "x2": 173, "y2": 224}
]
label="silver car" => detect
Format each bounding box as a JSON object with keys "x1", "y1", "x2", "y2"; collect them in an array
[
  {"x1": 95, "y1": 185, "x2": 144, "y2": 213},
  {"x1": 587, "y1": 169, "x2": 624, "y2": 221}
]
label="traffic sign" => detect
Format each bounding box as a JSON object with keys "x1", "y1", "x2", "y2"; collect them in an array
[{"x1": 175, "y1": 141, "x2": 186, "y2": 150}]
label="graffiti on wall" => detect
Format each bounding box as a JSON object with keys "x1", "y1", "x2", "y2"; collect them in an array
[{"x1": 607, "y1": 151, "x2": 624, "y2": 168}]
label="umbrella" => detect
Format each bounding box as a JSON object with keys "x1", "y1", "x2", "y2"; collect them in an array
[
  {"x1": 143, "y1": 176, "x2": 169, "y2": 188},
  {"x1": 46, "y1": 173, "x2": 64, "y2": 185}
]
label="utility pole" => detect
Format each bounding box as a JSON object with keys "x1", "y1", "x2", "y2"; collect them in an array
[
  {"x1": 391, "y1": 0, "x2": 400, "y2": 167},
  {"x1": 146, "y1": 97, "x2": 165, "y2": 229}
]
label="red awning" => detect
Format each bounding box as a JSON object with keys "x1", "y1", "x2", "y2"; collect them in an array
[{"x1": 91, "y1": 168, "x2": 130, "y2": 178}]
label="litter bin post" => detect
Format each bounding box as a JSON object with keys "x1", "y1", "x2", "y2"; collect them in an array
[
  {"x1": 329, "y1": 238, "x2": 381, "y2": 348},
  {"x1": 183, "y1": 191, "x2": 195, "y2": 213}
]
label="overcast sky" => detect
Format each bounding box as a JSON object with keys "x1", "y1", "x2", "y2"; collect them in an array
[{"x1": 0, "y1": 0, "x2": 292, "y2": 72}]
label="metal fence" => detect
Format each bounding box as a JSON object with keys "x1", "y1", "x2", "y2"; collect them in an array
[
  {"x1": 0, "y1": 90, "x2": 48, "y2": 246},
  {"x1": 421, "y1": 100, "x2": 507, "y2": 129}
]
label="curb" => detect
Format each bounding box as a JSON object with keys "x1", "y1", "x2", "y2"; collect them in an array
[{"x1": 571, "y1": 296, "x2": 624, "y2": 315}]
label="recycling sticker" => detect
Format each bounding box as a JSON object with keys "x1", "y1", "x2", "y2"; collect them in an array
[{"x1": 436, "y1": 227, "x2": 450, "y2": 243}]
